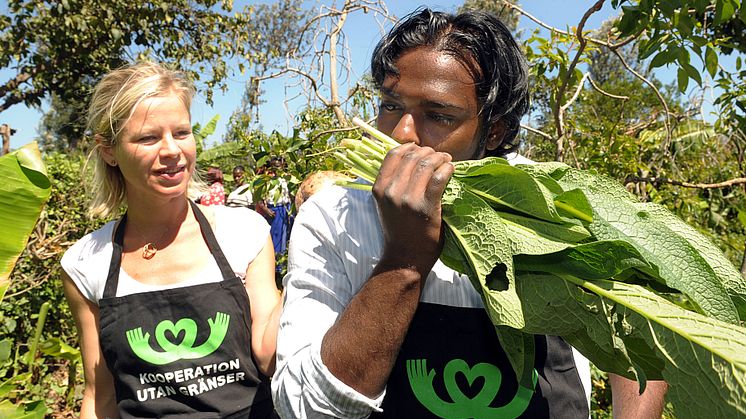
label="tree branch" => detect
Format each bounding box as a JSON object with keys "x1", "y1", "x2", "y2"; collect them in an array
[
  {"x1": 610, "y1": 48, "x2": 672, "y2": 148},
  {"x1": 587, "y1": 76, "x2": 630, "y2": 100},
  {"x1": 254, "y1": 67, "x2": 331, "y2": 107},
  {"x1": 520, "y1": 123, "x2": 553, "y2": 140},
  {"x1": 627, "y1": 176, "x2": 746, "y2": 189},
  {"x1": 0, "y1": 70, "x2": 34, "y2": 101},
  {"x1": 553, "y1": 0, "x2": 605, "y2": 162},
  {"x1": 328, "y1": 1, "x2": 350, "y2": 126}
]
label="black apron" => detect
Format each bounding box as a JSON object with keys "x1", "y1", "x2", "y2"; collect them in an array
[
  {"x1": 374, "y1": 302, "x2": 588, "y2": 418},
  {"x1": 98, "y1": 202, "x2": 274, "y2": 418}
]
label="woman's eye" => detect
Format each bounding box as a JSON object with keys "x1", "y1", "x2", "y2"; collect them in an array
[{"x1": 138, "y1": 135, "x2": 158, "y2": 143}]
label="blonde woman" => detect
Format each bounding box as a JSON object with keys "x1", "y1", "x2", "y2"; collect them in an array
[{"x1": 61, "y1": 62, "x2": 281, "y2": 417}]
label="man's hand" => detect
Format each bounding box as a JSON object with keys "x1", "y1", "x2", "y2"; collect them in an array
[{"x1": 372, "y1": 142, "x2": 454, "y2": 277}]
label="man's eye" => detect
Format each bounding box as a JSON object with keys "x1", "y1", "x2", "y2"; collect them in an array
[
  {"x1": 175, "y1": 130, "x2": 192, "y2": 138},
  {"x1": 380, "y1": 102, "x2": 400, "y2": 112},
  {"x1": 138, "y1": 135, "x2": 158, "y2": 143},
  {"x1": 428, "y1": 113, "x2": 455, "y2": 125}
]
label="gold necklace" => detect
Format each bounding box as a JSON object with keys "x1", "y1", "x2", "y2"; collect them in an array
[
  {"x1": 128, "y1": 202, "x2": 189, "y2": 260},
  {"x1": 142, "y1": 242, "x2": 158, "y2": 259},
  {"x1": 132, "y1": 224, "x2": 174, "y2": 260}
]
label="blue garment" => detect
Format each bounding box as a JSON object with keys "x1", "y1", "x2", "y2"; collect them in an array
[{"x1": 269, "y1": 203, "x2": 292, "y2": 271}]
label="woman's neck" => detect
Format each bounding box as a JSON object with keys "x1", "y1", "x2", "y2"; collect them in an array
[{"x1": 124, "y1": 195, "x2": 190, "y2": 231}]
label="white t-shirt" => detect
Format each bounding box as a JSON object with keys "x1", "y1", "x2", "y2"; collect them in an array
[
  {"x1": 61, "y1": 206, "x2": 270, "y2": 304},
  {"x1": 226, "y1": 184, "x2": 254, "y2": 208}
]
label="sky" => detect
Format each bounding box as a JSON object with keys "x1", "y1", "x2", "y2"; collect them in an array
[{"x1": 0, "y1": 0, "x2": 727, "y2": 151}]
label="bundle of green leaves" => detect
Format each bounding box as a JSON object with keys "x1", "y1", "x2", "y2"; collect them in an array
[{"x1": 336, "y1": 117, "x2": 746, "y2": 419}]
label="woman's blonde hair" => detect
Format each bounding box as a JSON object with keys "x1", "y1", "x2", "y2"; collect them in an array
[{"x1": 85, "y1": 61, "x2": 204, "y2": 218}]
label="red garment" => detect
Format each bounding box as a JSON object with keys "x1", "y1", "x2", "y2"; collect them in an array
[{"x1": 201, "y1": 182, "x2": 225, "y2": 206}]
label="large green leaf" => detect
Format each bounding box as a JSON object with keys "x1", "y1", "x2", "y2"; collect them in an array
[
  {"x1": 544, "y1": 164, "x2": 741, "y2": 324},
  {"x1": 516, "y1": 273, "x2": 746, "y2": 418},
  {"x1": 0, "y1": 143, "x2": 52, "y2": 302},
  {"x1": 455, "y1": 157, "x2": 565, "y2": 223},
  {"x1": 0, "y1": 400, "x2": 47, "y2": 419},
  {"x1": 441, "y1": 180, "x2": 524, "y2": 329}
]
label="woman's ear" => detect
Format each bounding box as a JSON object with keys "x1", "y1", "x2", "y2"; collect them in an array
[
  {"x1": 484, "y1": 121, "x2": 506, "y2": 152},
  {"x1": 95, "y1": 135, "x2": 117, "y2": 166}
]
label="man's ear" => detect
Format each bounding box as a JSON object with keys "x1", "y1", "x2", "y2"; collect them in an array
[
  {"x1": 95, "y1": 135, "x2": 117, "y2": 166},
  {"x1": 484, "y1": 121, "x2": 506, "y2": 152}
]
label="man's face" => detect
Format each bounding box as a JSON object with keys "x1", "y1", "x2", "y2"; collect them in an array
[
  {"x1": 233, "y1": 169, "x2": 244, "y2": 185},
  {"x1": 376, "y1": 47, "x2": 491, "y2": 162}
]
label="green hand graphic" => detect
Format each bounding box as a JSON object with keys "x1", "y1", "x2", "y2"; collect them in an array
[
  {"x1": 406, "y1": 358, "x2": 538, "y2": 419},
  {"x1": 126, "y1": 312, "x2": 231, "y2": 365}
]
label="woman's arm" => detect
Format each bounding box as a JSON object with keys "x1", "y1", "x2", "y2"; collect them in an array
[
  {"x1": 61, "y1": 271, "x2": 119, "y2": 418},
  {"x1": 243, "y1": 235, "x2": 281, "y2": 376}
]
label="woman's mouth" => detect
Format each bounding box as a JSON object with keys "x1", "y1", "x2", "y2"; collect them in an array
[{"x1": 155, "y1": 165, "x2": 186, "y2": 177}]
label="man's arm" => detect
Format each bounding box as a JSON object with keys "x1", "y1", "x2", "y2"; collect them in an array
[
  {"x1": 320, "y1": 143, "x2": 454, "y2": 397},
  {"x1": 609, "y1": 373, "x2": 668, "y2": 419},
  {"x1": 272, "y1": 143, "x2": 454, "y2": 417}
]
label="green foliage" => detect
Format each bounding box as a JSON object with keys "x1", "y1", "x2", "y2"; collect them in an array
[
  {"x1": 458, "y1": 0, "x2": 521, "y2": 32},
  {"x1": 1, "y1": 0, "x2": 309, "y2": 149},
  {"x1": 2, "y1": 150, "x2": 104, "y2": 413},
  {"x1": 613, "y1": 0, "x2": 746, "y2": 134},
  {"x1": 0, "y1": 143, "x2": 52, "y2": 300},
  {"x1": 193, "y1": 114, "x2": 221, "y2": 155}
]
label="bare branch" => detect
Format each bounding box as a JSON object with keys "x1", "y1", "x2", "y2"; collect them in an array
[
  {"x1": 520, "y1": 123, "x2": 553, "y2": 140},
  {"x1": 560, "y1": 72, "x2": 591, "y2": 114},
  {"x1": 254, "y1": 67, "x2": 331, "y2": 107},
  {"x1": 553, "y1": 0, "x2": 605, "y2": 162},
  {"x1": 587, "y1": 76, "x2": 630, "y2": 100},
  {"x1": 328, "y1": 2, "x2": 350, "y2": 126},
  {"x1": 610, "y1": 48, "x2": 672, "y2": 148},
  {"x1": 627, "y1": 176, "x2": 746, "y2": 189},
  {"x1": 504, "y1": 2, "x2": 641, "y2": 50}
]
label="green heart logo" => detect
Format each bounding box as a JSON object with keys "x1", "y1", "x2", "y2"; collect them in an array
[
  {"x1": 443, "y1": 359, "x2": 502, "y2": 407},
  {"x1": 126, "y1": 313, "x2": 231, "y2": 365},
  {"x1": 155, "y1": 318, "x2": 198, "y2": 357}
]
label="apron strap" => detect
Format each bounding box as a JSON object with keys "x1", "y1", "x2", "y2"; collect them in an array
[
  {"x1": 103, "y1": 215, "x2": 127, "y2": 298},
  {"x1": 102, "y1": 201, "x2": 237, "y2": 299}
]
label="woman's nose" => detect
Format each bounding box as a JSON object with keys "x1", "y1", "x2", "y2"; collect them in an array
[{"x1": 159, "y1": 133, "x2": 180, "y2": 157}]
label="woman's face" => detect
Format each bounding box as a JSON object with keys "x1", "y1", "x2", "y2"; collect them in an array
[
  {"x1": 376, "y1": 47, "x2": 494, "y2": 161},
  {"x1": 103, "y1": 94, "x2": 195, "y2": 203}
]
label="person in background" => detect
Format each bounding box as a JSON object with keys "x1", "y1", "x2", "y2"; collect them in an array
[
  {"x1": 272, "y1": 8, "x2": 667, "y2": 418},
  {"x1": 255, "y1": 157, "x2": 292, "y2": 277},
  {"x1": 200, "y1": 166, "x2": 225, "y2": 206},
  {"x1": 61, "y1": 61, "x2": 281, "y2": 417},
  {"x1": 226, "y1": 165, "x2": 255, "y2": 210}
]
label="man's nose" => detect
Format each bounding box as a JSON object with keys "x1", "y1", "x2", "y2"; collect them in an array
[{"x1": 390, "y1": 113, "x2": 419, "y2": 145}]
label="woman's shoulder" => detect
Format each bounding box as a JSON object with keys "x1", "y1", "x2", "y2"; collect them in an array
[
  {"x1": 61, "y1": 220, "x2": 117, "y2": 266},
  {"x1": 60, "y1": 220, "x2": 118, "y2": 303},
  {"x1": 213, "y1": 205, "x2": 266, "y2": 226}
]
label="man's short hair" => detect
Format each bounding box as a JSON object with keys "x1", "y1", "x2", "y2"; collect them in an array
[{"x1": 371, "y1": 8, "x2": 529, "y2": 156}]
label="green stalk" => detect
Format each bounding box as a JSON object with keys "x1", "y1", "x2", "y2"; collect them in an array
[
  {"x1": 359, "y1": 135, "x2": 388, "y2": 157},
  {"x1": 356, "y1": 139, "x2": 387, "y2": 163},
  {"x1": 352, "y1": 117, "x2": 400, "y2": 149},
  {"x1": 27, "y1": 301, "x2": 50, "y2": 371},
  {"x1": 554, "y1": 201, "x2": 593, "y2": 223},
  {"x1": 346, "y1": 151, "x2": 380, "y2": 182},
  {"x1": 334, "y1": 152, "x2": 375, "y2": 182}
]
